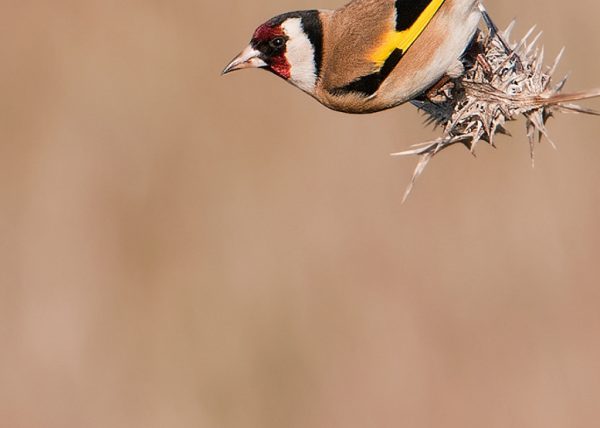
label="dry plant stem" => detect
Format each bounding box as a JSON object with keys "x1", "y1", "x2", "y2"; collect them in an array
[{"x1": 392, "y1": 13, "x2": 600, "y2": 203}]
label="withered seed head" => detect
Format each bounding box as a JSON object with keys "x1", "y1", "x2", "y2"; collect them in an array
[{"x1": 393, "y1": 15, "x2": 600, "y2": 203}]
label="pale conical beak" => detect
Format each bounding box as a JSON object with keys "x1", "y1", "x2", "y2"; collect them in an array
[{"x1": 222, "y1": 45, "x2": 267, "y2": 75}]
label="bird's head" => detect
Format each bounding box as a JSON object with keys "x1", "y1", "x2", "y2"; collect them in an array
[{"x1": 222, "y1": 11, "x2": 323, "y2": 95}]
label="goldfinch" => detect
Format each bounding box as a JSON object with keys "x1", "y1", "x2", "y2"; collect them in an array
[{"x1": 222, "y1": 0, "x2": 482, "y2": 114}]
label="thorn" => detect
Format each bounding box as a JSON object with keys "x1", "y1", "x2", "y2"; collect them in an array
[
  {"x1": 503, "y1": 19, "x2": 516, "y2": 41},
  {"x1": 525, "y1": 32, "x2": 543, "y2": 57},
  {"x1": 478, "y1": 3, "x2": 513, "y2": 54},
  {"x1": 514, "y1": 25, "x2": 537, "y2": 55},
  {"x1": 558, "y1": 103, "x2": 600, "y2": 116},
  {"x1": 547, "y1": 47, "x2": 565, "y2": 80},
  {"x1": 401, "y1": 153, "x2": 433, "y2": 204}
]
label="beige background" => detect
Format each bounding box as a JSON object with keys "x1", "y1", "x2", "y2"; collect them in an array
[{"x1": 1, "y1": 1, "x2": 600, "y2": 427}]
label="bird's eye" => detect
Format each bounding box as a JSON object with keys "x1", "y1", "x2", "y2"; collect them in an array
[{"x1": 269, "y1": 37, "x2": 285, "y2": 49}]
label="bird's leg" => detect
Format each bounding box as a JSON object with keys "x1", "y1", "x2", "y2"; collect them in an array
[
  {"x1": 476, "y1": 53, "x2": 493, "y2": 77},
  {"x1": 464, "y1": 34, "x2": 493, "y2": 77},
  {"x1": 420, "y1": 74, "x2": 455, "y2": 104}
]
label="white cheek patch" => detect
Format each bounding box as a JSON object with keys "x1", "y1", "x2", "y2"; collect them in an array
[{"x1": 281, "y1": 18, "x2": 317, "y2": 93}]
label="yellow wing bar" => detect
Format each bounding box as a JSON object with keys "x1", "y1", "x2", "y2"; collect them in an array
[{"x1": 371, "y1": 0, "x2": 445, "y2": 66}]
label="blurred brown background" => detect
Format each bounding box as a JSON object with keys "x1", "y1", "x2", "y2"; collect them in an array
[{"x1": 1, "y1": 1, "x2": 600, "y2": 427}]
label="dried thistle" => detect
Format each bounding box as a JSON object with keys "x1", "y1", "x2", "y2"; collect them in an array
[{"x1": 392, "y1": 8, "x2": 600, "y2": 202}]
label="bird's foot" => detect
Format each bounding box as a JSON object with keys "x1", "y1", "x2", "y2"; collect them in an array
[{"x1": 422, "y1": 75, "x2": 455, "y2": 104}]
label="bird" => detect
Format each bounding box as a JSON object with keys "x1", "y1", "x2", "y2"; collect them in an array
[{"x1": 222, "y1": 0, "x2": 482, "y2": 114}]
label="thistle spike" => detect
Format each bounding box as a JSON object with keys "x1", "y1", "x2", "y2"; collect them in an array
[{"x1": 396, "y1": 18, "x2": 600, "y2": 201}]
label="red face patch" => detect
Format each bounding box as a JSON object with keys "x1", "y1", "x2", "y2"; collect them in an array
[
  {"x1": 268, "y1": 55, "x2": 290, "y2": 80},
  {"x1": 251, "y1": 23, "x2": 291, "y2": 80},
  {"x1": 252, "y1": 23, "x2": 284, "y2": 42}
]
